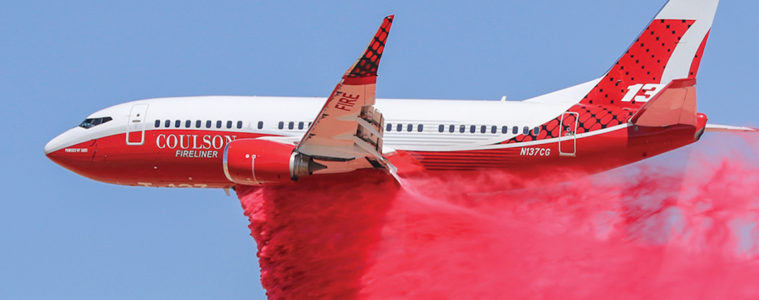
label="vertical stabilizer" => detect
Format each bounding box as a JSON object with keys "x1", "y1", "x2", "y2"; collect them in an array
[{"x1": 580, "y1": 0, "x2": 718, "y2": 110}]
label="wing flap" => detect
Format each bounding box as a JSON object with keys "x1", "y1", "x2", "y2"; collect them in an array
[{"x1": 298, "y1": 81, "x2": 383, "y2": 159}]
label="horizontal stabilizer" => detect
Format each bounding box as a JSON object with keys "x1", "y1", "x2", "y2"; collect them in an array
[
  {"x1": 629, "y1": 78, "x2": 697, "y2": 127},
  {"x1": 705, "y1": 124, "x2": 759, "y2": 133}
]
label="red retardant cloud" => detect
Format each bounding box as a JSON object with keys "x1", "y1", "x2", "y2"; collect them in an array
[{"x1": 237, "y1": 135, "x2": 759, "y2": 299}]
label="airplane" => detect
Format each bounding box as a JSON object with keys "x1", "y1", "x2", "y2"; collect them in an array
[{"x1": 45, "y1": 0, "x2": 755, "y2": 189}]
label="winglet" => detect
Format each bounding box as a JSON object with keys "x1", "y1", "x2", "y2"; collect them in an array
[{"x1": 343, "y1": 15, "x2": 394, "y2": 84}]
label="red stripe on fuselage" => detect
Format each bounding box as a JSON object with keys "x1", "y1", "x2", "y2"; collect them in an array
[
  {"x1": 50, "y1": 129, "x2": 270, "y2": 188},
  {"x1": 410, "y1": 124, "x2": 699, "y2": 176},
  {"x1": 50, "y1": 124, "x2": 700, "y2": 187}
]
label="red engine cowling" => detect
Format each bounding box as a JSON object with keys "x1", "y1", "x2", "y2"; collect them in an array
[{"x1": 223, "y1": 139, "x2": 322, "y2": 185}]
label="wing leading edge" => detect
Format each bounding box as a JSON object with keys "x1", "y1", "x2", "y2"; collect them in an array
[{"x1": 296, "y1": 15, "x2": 398, "y2": 177}]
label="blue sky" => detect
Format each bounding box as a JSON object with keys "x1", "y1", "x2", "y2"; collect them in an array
[{"x1": 2, "y1": 0, "x2": 757, "y2": 299}]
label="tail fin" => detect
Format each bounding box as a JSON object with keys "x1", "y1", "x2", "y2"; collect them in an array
[{"x1": 580, "y1": 0, "x2": 718, "y2": 109}]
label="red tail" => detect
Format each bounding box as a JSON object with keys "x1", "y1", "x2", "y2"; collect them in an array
[{"x1": 580, "y1": 0, "x2": 717, "y2": 111}]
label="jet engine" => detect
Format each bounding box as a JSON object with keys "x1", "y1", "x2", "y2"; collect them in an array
[{"x1": 223, "y1": 139, "x2": 325, "y2": 185}]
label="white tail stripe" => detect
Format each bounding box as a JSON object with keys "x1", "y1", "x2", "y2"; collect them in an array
[{"x1": 658, "y1": 0, "x2": 719, "y2": 84}]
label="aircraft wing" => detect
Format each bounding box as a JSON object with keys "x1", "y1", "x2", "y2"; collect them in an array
[{"x1": 296, "y1": 15, "x2": 397, "y2": 175}]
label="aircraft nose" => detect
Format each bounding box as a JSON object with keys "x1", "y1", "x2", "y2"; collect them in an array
[
  {"x1": 45, "y1": 128, "x2": 106, "y2": 182},
  {"x1": 45, "y1": 132, "x2": 68, "y2": 155},
  {"x1": 44, "y1": 129, "x2": 96, "y2": 168}
]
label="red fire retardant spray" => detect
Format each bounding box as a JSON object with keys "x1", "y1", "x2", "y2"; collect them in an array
[{"x1": 237, "y1": 135, "x2": 759, "y2": 299}]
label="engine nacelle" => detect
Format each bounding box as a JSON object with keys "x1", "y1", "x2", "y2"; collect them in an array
[{"x1": 222, "y1": 139, "x2": 323, "y2": 185}]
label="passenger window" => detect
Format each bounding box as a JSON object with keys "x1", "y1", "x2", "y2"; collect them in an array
[
  {"x1": 406, "y1": 124, "x2": 412, "y2": 132},
  {"x1": 237, "y1": 121, "x2": 243, "y2": 129},
  {"x1": 206, "y1": 120, "x2": 212, "y2": 128},
  {"x1": 459, "y1": 125, "x2": 466, "y2": 133},
  {"x1": 258, "y1": 121, "x2": 264, "y2": 129},
  {"x1": 175, "y1": 120, "x2": 181, "y2": 128},
  {"x1": 288, "y1": 122, "x2": 294, "y2": 130},
  {"x1": 480, "y1": 125, "x2": 487, "y2": 134},
  {"x1": 386, "y1": 123, "x2": 392, "y2": 132},
  {"x1": 227, "y1": 121, "x2": 233, "y2": 129},
  {"x1": 165, "y1": 120, "x2": 171, "y2": 128},
  {"x1": 196, "y1": 120, "x2": 202, "y2": 128},
  {"x1": 438, "y1": 125, "x2": 444, "y2": 132},
  {"x1": 512, "y1": 126, "x2": 519, "y2": 134},
  {"x1": 185, "y1": 120, "x2": 191, "y2": 128},
  {"x1": 155, "y1": 120, "x2": 161, "y2": 128},
  {"x1": 491, "y1": 126, "x2": 497, "y2": 134},
  {"x1": 417, "y1": 124, "x2": 423, "y2": 132},
  {"x1": 449, "y1": 125, "x2": 455, "y2": 133},
  {"x1": 216, "y1": 120, "x2": 222, "y2": 128},
  {"x1": 469, "y1": 125, "x2": 476, "y2": 133},
  {"x1": 502, "y1": 126, "x2": 508, "y2": 134},
  {"x1": 533, "y1": 127, "x2": 540, "y2": 135},
  {"x1": 523, "y1": 126, "x2": 530, "y2": 135},
  {"x1": 278, "y1": 121, "x2": 284, "y2": 129},
  {"x1": 298, "y1": 122, "x2": 304, "y2": 130},
  {"x1": 396, "y1": 124, "x2": 402, "y2": 132}
]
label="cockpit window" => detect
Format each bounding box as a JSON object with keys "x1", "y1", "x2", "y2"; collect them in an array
[{"x1": 79, "y1": 117, "x2": 112, "y2": 129}]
